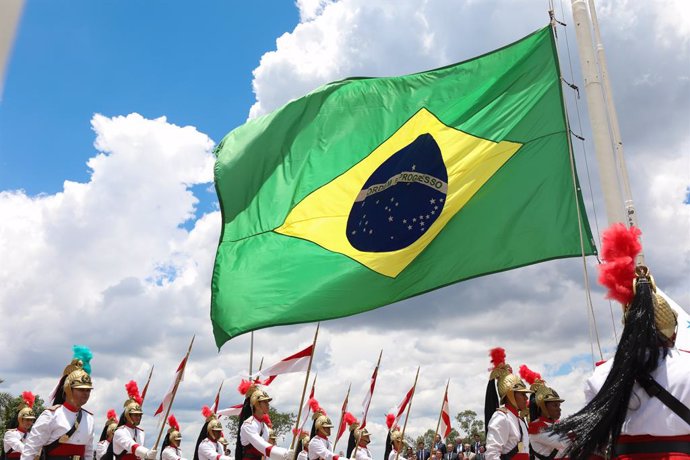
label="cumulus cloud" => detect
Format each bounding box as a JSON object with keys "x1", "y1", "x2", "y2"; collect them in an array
[{"x1": 1, "y1": 1, "x2": 689, "y2": 459}]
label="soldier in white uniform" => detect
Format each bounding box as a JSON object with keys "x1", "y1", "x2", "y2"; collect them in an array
[
  {"x1": 3, "y1": 392, "x2": 37, "y2": 459},
  {"x1": 296, "y1": 434, "x2": 310, "y2": 460},
  {"x1": 111, "y1": 381, "x2": 157, "y2": 460},
  {"x1": 551, "y1": 224, "x2": 689, "y2": 460},
  {"x1": 95, "y1": 410, "x2": 118, "y2": 460},
  {"x1": 161, "y1": 415, "x2": 186, "y2": 460},
  {"x1": 483, "y1": 348, "x2": 532, "y2": 460},
  {"x1": 235, "y1": 381, "x2": 292, "y2": 460},
  {"x1": 349, "y1": 427, "x2": 372, "y2": 460},
  {"x1": 308, "y1": 414, "x2": 339, "y2": 460},
  {"x1": 21, "y1": 346, "x2": 95, "y2": 460},
  {"x1": 386, "y1": 429, "x2": 404, "y2": 460},
  {"x1": 194, "y1": 406, "x2": 231, "y2": 460},
  {"x1": 517, "y1": 366, "x2": 568, "y2": 460},
  {"x1": 194, "y1": 407, "x2": 229, "y2": 460}
]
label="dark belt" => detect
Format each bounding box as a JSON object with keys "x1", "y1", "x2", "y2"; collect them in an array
[
  {"x1": 243, "y1": 454, "x2": 263, "y2": 460},
  {"x1": 614, "y1": 441, "x2": 690, "y2": 455}
]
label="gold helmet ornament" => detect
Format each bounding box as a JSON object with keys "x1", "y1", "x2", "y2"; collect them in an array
[
  {"x1": 123, "y1": 381, "x2": 144, "y2": 426},
  {"x1": 519, "y1": 365, "x2": 564, "y2": 422},
  {"x1": 167, "y1": 414, "x2": 182, "y2": 446},
  {"x1": 598, "y1": 224, "x2": 678, "y2": 342},
  {"x1": 17, "y1": 391, "x2": 37, "y2": 422},
  {"x1": 52, "y1": 345, "x2": 93, "y2": 405}
]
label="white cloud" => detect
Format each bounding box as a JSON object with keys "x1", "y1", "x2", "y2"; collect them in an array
[{"x1": 1, "y1": 1, "x2": 690, "y2": 460}]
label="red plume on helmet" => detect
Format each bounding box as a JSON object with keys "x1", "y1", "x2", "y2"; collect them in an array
[
  {"x1": 308, "y1": 397, "x2": 326, "y2": 416},
  {"x1": 489, "y1": 347, "x2": 506, "y2": 370},
  {"x1": 202, "y1": 405, "x2": 214, "y2": 418},
  {"x1": 21, "y1": 391, "x2": 35, "y2": 409},
  {"x1": 343, "y1": 412, "x2": 358, "y2": 427},
  {"x1": 168, "y1": 414, "x2": 180, "y2": 431},
  {"x1": 385, "y1": 413, "x2": 395, "y2": 429},
  {"x1": 238, "y1": 379, "x2": 253, "y2": 396},
  {"x1": 597, "y1": 223, "x2": 642, "y2": 305},
  {"x1": 107, "y1": 409, "x2": 117, "y2": 421},
  {"x1": 519, "y1": 365, "x2": 542, "y2": 385},
  {"x1": 125, "y1": 380, "x2": 143, "y2": 405}
]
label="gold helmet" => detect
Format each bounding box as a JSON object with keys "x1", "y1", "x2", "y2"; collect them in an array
[
  {"x1": 17, "y1": 392, "x2": 36, "y2": 422},
  {"x1": 354, "y1": 427, "x2": 371, "y2": 443},
  {"x1": 631, "y1": 266, "x2": 678, "y2": 341},
  {"x1": 202, "y1": 406, "x2": 222, "y2": 437},
  {"x1": 497, "y1": 372, "x2": 532, "y2": 407},
  {"x1": 123, "y1": 381, "x2": 143, "y2": 426},
  {"x1": 300, "y1": 433, "x2": 310, "y2": 450},
  {"x1": 57, "y1": 346, "x2": 93, "y2": 404},
  {"x1": 239, "y1": 380, "x2": 272, "y2": 410},
  {"x1": 167, "y1": 414, "x2": 182, "y2": 446},
  {"x1": 105, "y1": 409, "x2": 119, "y2": 438},
  {"x1": 487, "y1": 348, "x2": 532, "y2": 415},
  {"x1": 315, "y1": 414, "x2": 334, "y2": 433},
  {"x1": 390, "y1": 429, "x2": 403, "y2": 445},
  {"x1": 519, "y1": 365, "x2": 563, "y2": 421},
  {"x1": 597, "y1": 225, "x2": 678, "y2": 342}
]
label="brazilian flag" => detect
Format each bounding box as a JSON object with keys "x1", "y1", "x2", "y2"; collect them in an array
[{"x1": 211, "y1": 25, "x2": 596, "y2": 347}]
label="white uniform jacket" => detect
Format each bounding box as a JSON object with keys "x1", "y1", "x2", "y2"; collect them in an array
[
  {"x1": 95, "y1": 440, "x2": 110, "y2": 460},
  {"x1": 197, "y1": 438, "x2": 228, "y2": 460},
  {"x1": 297, "y1": 451, "x2": 309, "y2": 460},
  {"x1": 485, "y1": 407, "x2": 529, "y2": 460},
  {"x1": 387, "y1": 449, "x2": 401, "y2": 460},
  {"x1": 3, "y1": 428, "x2": 28, "y2": 457},
  {"x1": 113, "y1": 425, "x2": 146, "y2": 458},
  {"x1": 308, "y1": 435, "x2": 339, "y2": 460},
  {"x1": 21, "y1": 404, "x2": 94, "y2": 460},
  {"x1": 240, "y1": 417, "x2": 288, "y2": 460},
  {"x1": 162, "y1": 446, "x2": 187, "y2": 460},
  {"x1": 585, "y1": 348, "x2": 690, "y2": 436},
  {"x1": 351, "y1": 446, "x2": 372, "y2": 460},
  {"x1": 528, "y1": 417, "x2": 568, "y2": 459}
]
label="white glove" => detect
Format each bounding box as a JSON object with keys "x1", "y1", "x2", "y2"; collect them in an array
[
  {"x1": 134, "y1": 446, "x2": 157, "y2": 460},
  {"x1": 284, "y1": 450, "x2": 295, "y2": 460}
]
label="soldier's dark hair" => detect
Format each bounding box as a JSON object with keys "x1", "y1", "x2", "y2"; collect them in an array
[
  {"x1": 160, "y1": 433, "x2": 171, "y2": 460},
  {"x1": 234, "y1": 398, "x2": 252, "y2": 460},
  {"x1": 483, "y1": 380, "x2": 499, "y2": 433},
  {"x1": 383, "y1": 431, "x2": 392, "y2": 460},
  {"x1": 549, "y1": 277, "x2": 668, "y2": 459},
  {"x1": 346, "y1": 429, "x2": 356, "y2": 458},
  {"x1": 193, "y1": 421, "x2": 210, "y2": 460}
]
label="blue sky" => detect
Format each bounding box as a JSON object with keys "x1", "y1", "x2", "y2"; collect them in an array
[
  {"x1": 0, "y1": 0, "x2": 297, "y2": 196},
  {"x1": 1, "y1": 1, "x2": 689, "y2": 456}
]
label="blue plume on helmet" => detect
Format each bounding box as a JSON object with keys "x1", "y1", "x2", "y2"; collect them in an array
[{"x1": 73, "y1": 345, "x2": 93, "y2": 374}]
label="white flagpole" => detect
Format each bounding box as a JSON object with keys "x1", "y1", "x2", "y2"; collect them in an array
[
  {"x1": 570, "y1": 0, "x2": 626, "y2": 226},
  {"x1": 586, "y1": 0, "x2": 639, "y2": 233}
]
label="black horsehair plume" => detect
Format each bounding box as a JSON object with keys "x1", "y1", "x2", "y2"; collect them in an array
[{"x1": 548, "y1": 277, "x2": 667, "y2": 459}]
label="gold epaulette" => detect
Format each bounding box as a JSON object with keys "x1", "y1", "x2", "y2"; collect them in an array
[
  {"x1": 496, "y1": 407, "x2": 508, "y2": 414},
  {"x1": 47, "y1": 405, "x2": 61, "y2": 411}
]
